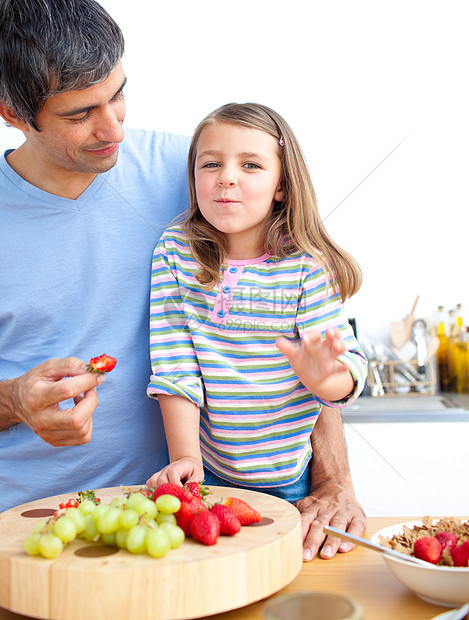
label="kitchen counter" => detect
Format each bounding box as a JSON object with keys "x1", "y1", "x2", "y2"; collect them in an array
[{"x1": 343, "y1": 393, "x2": 469, "y2": 423}]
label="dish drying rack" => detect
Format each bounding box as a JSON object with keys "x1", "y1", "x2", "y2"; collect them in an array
[
  {"x1": 367, "y1": 358, "x2": 436, "y2": 397},
  {"x1": 362, "y1": 339, "x2": 436, "y2": 397}
]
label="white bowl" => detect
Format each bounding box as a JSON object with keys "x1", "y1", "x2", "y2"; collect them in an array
[{"x1": 371, "y1": 521, "x2": 469, "y2": 608}]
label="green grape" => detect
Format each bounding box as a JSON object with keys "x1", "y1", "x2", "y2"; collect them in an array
[
  {"x1": 24, "y1": 532, "x2": 41, "y2": 556},
  {"x1": 141, "y1": 517, "x2": 157, "y2": 529},
  {"x1": 134, "y1": 496, "x2": 158, "y2": 519},
  {"x1": 78, "y1": 500, "x2": 97, "y2": 516},
  {"x1": 119, "y1": 508, "x2": 139, "y2": 530},
  {"x1": 32, "y1": 519, "x2": 48, "y2": 534},
  {"x1": 126, "y1": 524, "x2": 147, "y2": 554},
  {"x1": 155, "y1": 494, "x2": 181, "y2": 515},
  {"x1": 39, "y1": 533, "x2": 64, "y2": 559},
  {"x1": 115, "y1": 528, "x2": 129, "y2": 549},
  {"x1": 96, "y1": 506, "x2": 122, "y2": 534},
  {"x1": 91, "y1": 503, "x2": 110, "y2": 524},
  {"x1": 65, "y1": 507, "x2": 86, "y2": 533},
  {"x1": 110, "y1": 495, "x2": 127, "y2": 509},
  {"x1": 126, "y1": 493, "x2": 147, "y2": 512},
  {"x1": 54, "y1": 515, "x2": 77, "y2": 543},
  {"x1": 156, "y1": 513, "x2": 177, "y2": 526},
  {"x1": 101, "y1": 532, "x2": 117, "y2": 547},
  {"x1": 82, "y1": 514, "x2": 100, "y2": 542},
  {"x1": 159, "y1": 523, "x2": 185, "y2": 549},
  {"x1": 146, "y1": 527, "x2": 171, "y2": 558}
]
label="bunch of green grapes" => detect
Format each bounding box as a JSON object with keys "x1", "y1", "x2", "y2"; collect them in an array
[{"x1": 24, "y1": 491, "x2": 184, "y2": 560}]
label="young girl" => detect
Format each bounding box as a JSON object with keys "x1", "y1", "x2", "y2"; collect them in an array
[{"x1": 146, "y1": 103, "x2": 367, "y2": 503}]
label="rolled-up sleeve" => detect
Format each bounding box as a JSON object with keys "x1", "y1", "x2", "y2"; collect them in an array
[
  {"x1": 296, "y1": 264, "x2": 367, "y2": 407},
  {"x1": 147, "y1": 239, "x2": 204, "y2": 407}
]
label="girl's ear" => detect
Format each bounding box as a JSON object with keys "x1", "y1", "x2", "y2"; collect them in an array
[{"x1": 274, "y1": 185, "x2": 285, "y2": 202}]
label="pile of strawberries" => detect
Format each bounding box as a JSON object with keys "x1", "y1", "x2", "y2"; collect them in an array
[
  {"x1": 151, "y1": 482, "x2": 262, "y2": 546},
  {"x1": 414, "y1": 533, "x2": 469, "y2": 566}
]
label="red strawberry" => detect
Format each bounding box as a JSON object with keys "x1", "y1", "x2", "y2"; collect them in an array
[
  {"x1": 223, "y1": 497, "x2": 261, "y2": 526},
  {"x1": 413, "y1": 536, "x2": 442, "y2": 564},
  {"x1": 184, "y1": 481, "x2": 210, "y2": 500},
  {"x1": 77, "y1": 490, "x2": 101, "y2": 504},
  {"x1": 151, "y1": 483, "x2": 193, "y2": 504},
  {"x1": 190, "y1": 510, "x2": 220, "y2": 545},
  {"x1": 86, "y1": 354, "x2": 117, "y2": 373},
  {"x1": 451, "y1": 540, "x2": 469, "y2": 567},
  {"x1": 209, "y1": 504, "x2": 241, "y2": 535},
  {"x1": 436, "y1": 531, "x2": 459, "y2": 551},
  {"x1": 59, "y1": 499, "x2": 79, "y2": 509},
  {"x1": 176, "y1": 497, "x2": 206, "y2": 535}
]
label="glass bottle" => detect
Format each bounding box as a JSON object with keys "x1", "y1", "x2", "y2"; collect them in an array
[
  {"x1": 436, "y1": 305, "x2": 451, "y2": 392},
  {"x1": 454, "y1": 304, "x2": 465, "y2": 392},
  {"x1": 461, "y1": 327, "x2": 469, "y2": 394},
  {"x1": 456, "y1": 303, "x2": 464, "y2": 331},
  {"x1": 448, "y1": 309, "x2": 458, "y2": 391}
]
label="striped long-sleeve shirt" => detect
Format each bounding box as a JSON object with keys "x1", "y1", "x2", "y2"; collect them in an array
[{"x1": 148, "y1": 227, "x2": 367, "y2": 488}]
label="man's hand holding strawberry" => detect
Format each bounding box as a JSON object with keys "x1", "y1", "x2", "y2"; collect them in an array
[{"x1": 0, "y1": 355, "x2": 115, "y2": 447}]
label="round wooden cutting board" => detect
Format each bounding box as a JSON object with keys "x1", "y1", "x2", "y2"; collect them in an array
[{"x1": 0, "y1": 486, "x2": 302, "y2": 620}]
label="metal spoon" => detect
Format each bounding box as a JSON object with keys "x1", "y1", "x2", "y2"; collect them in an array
[{"x1": 323, "y1": 525, "x2": 430, "y2": 566}]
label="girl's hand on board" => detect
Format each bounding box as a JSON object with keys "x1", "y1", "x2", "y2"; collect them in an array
[
  {"x1": 276, "y1": 328, "x2": 353, "y2": 402},
  {"x1": 146, "y1": 457, "x2": 204, "y2": 489}
]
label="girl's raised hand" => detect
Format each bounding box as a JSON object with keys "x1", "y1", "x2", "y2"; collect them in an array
[
  {"x1": 146, "y1": 457, "x2": 205, "y2": 489},
  {"x1": 276, "y1": 328, "x2": 354, "y2": 402}
]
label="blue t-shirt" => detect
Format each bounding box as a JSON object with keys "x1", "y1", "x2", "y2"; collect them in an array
[{"x1": 0, "y1": 128, "x2": 190, "y2": 512}]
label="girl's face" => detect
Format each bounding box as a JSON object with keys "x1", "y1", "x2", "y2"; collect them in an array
[{"x1": 194, "y1": 121, "x2": 284, "y2": 259}]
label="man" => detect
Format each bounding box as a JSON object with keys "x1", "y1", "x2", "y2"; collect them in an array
[{"x1": 0, "y1": 0, "x2": 366, "y2": 560}]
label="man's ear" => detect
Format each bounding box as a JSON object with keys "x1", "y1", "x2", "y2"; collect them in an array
[{"x1": 0, "y1": 102, "x2": 30, "y2": 132}]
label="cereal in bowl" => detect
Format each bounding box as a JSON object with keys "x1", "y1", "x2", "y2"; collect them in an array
[{"x1": 379, "y1": 516, "x2": 469, "y2": 566}]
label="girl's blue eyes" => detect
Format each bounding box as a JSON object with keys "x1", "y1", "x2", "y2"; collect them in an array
[
  {"x1": 202, "y1": 162, "x2": 260, "y2": 169},
  {"x1": 244, "y1": 162, "x2": 260, "y2": 169}
]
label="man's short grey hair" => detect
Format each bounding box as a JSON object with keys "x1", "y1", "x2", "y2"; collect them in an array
[{"x1": 0, "y1": 0, "x2": 125, "y2": 130}]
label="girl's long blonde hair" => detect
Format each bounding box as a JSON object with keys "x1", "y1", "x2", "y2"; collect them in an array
[{"x1": 185, "y1": 102, "x2": 362, "y2": 301}]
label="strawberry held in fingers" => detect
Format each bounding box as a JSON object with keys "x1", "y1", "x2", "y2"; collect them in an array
[
  {"x1": 151, "y1": 483, "x2": 194, "y2": 504},
  {"x1": 184, "y1": 481, "x2": 210, "y2": 500},
  {"x1": 86, "y1": 354, "x2": 117, "y2": 373}
]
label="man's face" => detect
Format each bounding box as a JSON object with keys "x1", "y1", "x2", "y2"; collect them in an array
[{"x1": 22, "y1": 59, "x2": 126, "y2": 177}]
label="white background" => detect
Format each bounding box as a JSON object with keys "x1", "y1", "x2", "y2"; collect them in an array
[{"x1": 2, "y1": 0, "x2": 468, "y2": 346}]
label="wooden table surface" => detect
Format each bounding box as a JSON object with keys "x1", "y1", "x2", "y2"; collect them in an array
[
  {"x1": 0, "y1": 514, "x2": 451, "y2": 620},
  {"x1": 207, "y1": 516, "x2": 449, "y2": 620}
]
